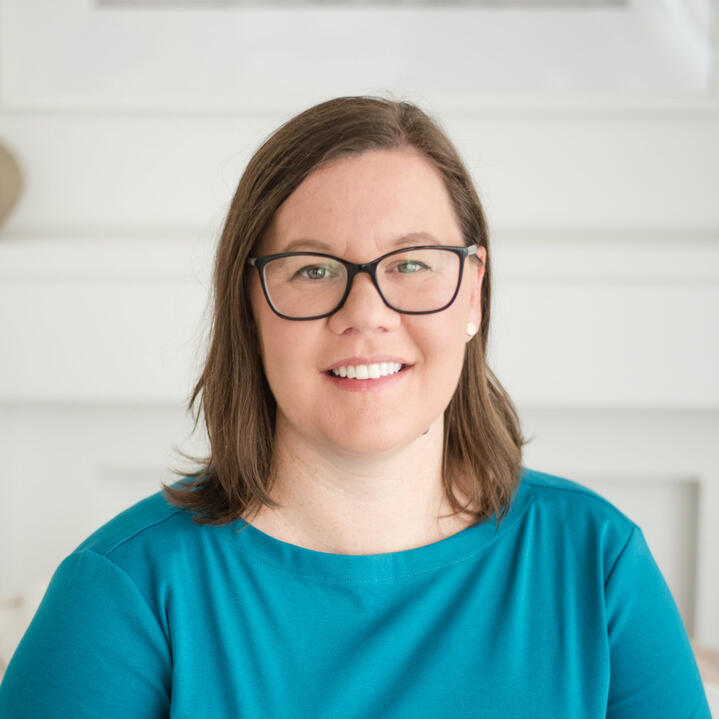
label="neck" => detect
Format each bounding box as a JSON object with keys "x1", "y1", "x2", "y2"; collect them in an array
[{"x1": 247, "y1": 414, "x2": 473, "y2": 555}]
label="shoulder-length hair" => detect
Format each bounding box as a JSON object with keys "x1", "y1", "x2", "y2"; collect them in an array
[{"x1": 162, "y1": 94, "x2": 529, "y2": 529}]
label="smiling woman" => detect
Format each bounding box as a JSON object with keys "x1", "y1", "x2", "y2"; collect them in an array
[
  {"x1": 0, "y1": 96, "x2": 711, "y2": 719},
  {"x1": 162, "y1": 96, "x2": 522, "y2": 544}
]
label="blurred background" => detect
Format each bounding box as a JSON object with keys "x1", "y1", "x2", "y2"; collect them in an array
[{"x1": 1, "y1": 0, "x2": 718, "y2": 690}]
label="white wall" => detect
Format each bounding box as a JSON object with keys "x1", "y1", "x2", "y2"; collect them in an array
[{"x1": 1, "y1": 0, "x2": 718, "y2": 656}]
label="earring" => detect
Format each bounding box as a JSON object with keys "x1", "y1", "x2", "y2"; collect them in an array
[{"x1": 466, "y1": 322, "x2": 477, "y2": 337}]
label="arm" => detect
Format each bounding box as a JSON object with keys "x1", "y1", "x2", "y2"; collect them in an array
[
  {"x1": 0, "y1": 550, "x2": 171, "y2": 718},
  {"x1": 605, "y1": 525, "x2": 711, "y2": 718}
]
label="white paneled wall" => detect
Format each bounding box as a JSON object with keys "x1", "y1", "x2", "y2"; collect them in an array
[
  {"x1": 0, "y1": 403, "x2": 209, "y2": 597},
  {"x1": 1, "y1": 0, "x2": 718, "y2": 670},
  {"x1": 1, "y1": 0, "x2": 714, "y2": 108}
]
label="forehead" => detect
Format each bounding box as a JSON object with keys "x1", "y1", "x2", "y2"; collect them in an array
[{"x1": 260, "y1": 147, "x2": 462, "y2": 256}]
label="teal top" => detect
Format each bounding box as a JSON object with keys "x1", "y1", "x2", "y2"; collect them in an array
[{"x1": 0, "y1": 467, "x2": 711, "y2": 718}]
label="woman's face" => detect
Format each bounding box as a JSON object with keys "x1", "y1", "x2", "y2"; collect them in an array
[{"x1": 249, "y1": 147, "x2": 486, "y2": 459}]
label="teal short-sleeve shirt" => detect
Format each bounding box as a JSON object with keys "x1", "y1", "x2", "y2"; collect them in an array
[{"x1": 0, "y1": 467, "x2": 711, "y2": 718}]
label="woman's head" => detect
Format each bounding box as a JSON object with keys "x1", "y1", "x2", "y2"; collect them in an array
[
  {"x1": 249, "y1": 145, "x2": 486, "y2": 460},
  {"x1": 163, "y1": 95, "x2": 527, "y2": 526}
]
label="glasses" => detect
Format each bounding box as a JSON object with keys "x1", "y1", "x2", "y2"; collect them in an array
[{"x1": 248, "y1": 244, "x2": 479, "y2": 321}]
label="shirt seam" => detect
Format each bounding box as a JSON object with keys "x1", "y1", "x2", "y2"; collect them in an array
[
  {"x1": 75, "y1": 548, "x2": 172, "y2": 647},
  {"x1": 101, "y1": 507, "x2": 184, "y2": 558},
  {"x1": 522, "y1": 477, "x2": 633, "y2": 517},
  {"x1": 236, "y1": 492, "x2": 537, "y2": 585},
  {"x1": 603, "y1": 524, "x2": 638, "y2": 589}
]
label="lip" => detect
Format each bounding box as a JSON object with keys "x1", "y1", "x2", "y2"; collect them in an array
[
  {"x1": 323, "y1": 364, "x2": 411, "y2": 393},
  {"x1": 321, "y1": 356, "x2": 413, "y2": 372}
]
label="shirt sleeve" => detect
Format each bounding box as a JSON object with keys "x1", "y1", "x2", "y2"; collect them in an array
[
  {"x1": 0, "y1": 550, "x2": 171, "y2": 719},
  {"x1": 605, "y1": 525, "x2": 711, "y2": 718}
]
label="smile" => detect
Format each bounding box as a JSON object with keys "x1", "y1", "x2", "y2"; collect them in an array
[{"x1": 329, "y1": 362, "x2": 403, "y2": 380}]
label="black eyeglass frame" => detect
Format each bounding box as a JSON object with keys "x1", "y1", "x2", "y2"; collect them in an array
[{"x1": 247, "y1": 243, "x2": 480, "y2": 321}]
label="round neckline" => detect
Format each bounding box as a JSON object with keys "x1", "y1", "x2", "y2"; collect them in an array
[{"x1": 230, "y1": 471, "x2": 533, "y2": 583}]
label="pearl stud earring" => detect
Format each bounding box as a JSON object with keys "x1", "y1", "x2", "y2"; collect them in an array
[{"x1": 466, "y1": 322, "x2": 477, "y2": 337}]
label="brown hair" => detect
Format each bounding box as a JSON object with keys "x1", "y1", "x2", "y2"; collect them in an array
[{"x1": 162, "y1": 94, "x2": 529, "y2": 529}]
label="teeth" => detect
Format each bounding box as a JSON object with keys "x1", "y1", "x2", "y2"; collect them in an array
[{"x1": 330, "y1": 362, "x2": 403, "y2": 379}]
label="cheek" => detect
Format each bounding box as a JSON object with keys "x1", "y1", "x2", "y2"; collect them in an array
[
  {"x1": 410, "y1": 310, "x2": 467, "y2": 369},
  {"x1": 259, "y1": 323, "x2": 296, "y2": 376},
  {"x1": 250, "y1": 278, "x2": 304, "y2": 373},
  {"x1": 256, "y1": 318, "x2": 321, "y2": 398}
]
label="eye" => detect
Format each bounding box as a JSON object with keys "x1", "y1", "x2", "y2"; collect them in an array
[
  {"x1": 390, "y1": 260, "x2": 429, "y2": 274},
  {"x1": 293, "y1": 263, "x2": 340, "y2": 281}
]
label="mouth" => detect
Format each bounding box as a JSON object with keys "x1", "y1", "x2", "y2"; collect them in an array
[{"x1": 324, "y1": 362, "x2": 413, "y2": 380}]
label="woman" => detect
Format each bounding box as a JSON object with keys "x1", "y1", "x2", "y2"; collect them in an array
[{"x1": 0, "y1": 96, "x2": 710, "y2": 718}]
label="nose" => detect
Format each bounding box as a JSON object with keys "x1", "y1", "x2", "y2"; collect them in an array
[{"x1": 326, "y1": 270, "x2": 400, "y2": 334}]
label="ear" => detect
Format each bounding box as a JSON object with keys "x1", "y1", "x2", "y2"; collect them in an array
[{"x1": 465, "y1": 246, "x2": 486, "y2": 342}]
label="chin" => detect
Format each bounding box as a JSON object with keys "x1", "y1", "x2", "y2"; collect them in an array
[{"x1": 320, "y1": 425, "x2": 430, "y2": 459}]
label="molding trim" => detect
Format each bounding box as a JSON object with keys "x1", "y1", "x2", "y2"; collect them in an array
[
  {"x1": 1, "y1": 0, "x2": 717, "y2": 116},
  {"x1": 2, "y1": 96, "x2": 719, "y2": 118}
]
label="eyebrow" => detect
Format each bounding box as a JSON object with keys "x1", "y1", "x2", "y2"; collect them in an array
[{"x1": 280, "y1": 232, "x2": 441, "y2": 254}]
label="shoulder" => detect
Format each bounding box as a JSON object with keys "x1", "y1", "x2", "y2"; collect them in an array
[
  {"x1": 24, "y1": 479, "x2": 205, "y2": 651},
  {"x1": 72, "y1": 478, "x2": 198, "y2": 561},
  {"x1": 62, "y1": 479, "x2": 213, "y2": 613},
  {"x1": 516, "y1": 466, "x2": 639, "y2": 567},
  {"x1": 519, "y1": 466, "x2": 636, "y2": 527}
]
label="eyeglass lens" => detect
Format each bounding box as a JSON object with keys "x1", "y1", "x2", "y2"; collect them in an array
[{"x1": 262, "y1": 248, "x2": 462, "y2": 318}]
